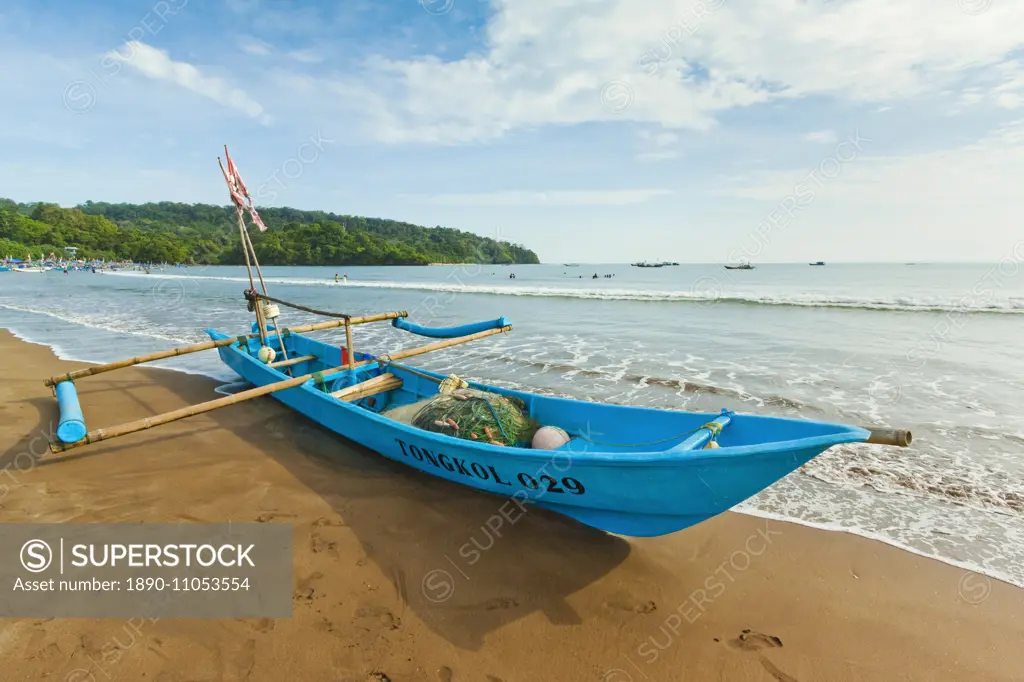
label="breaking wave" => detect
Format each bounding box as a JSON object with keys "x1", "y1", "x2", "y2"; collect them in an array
[{"x1": 98, "y1": 271, "x2": 1024, "y2": 314}]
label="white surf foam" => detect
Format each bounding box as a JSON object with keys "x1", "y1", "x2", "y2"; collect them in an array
[
  {"x1": 733, "y1": 505, "x2": 1024, "y2": 589},
  {"x1": 97, "y1": 271, "x2": 1024, "y2": 314}
]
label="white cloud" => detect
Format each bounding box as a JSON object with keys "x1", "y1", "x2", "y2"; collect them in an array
[
  {"x1": 225, "y1": 0, "x2": 259, "y2": 14},
  {"x1": 708, "y1": 121, "x2": 1024, "y2": 262},
  {"x1": 106, "y1": 41, "x2": 271, "y2": 125},
  {"x1": 722, "y1": 121, "x2": 1024, "y2": 207},
  {"x1": 238, "y1": 36, "x2": 273, "y2": 56},
  {"x1": 636, "y1": 150, "x2": 678, "y2": 162},
  {"x1": 287, "y1": 49, "x2": 324, "y2": 64},
  {"x1": 638, "y1": 130, "x2": 679, "y2": 147},
  {"x1": 236, "y1": 37, "x2": 324, "y2": 64},
  {"x1": 407, "y1": 189, "x2": 674, "y2": 206},
  {"x1": 991, "y1": 59, "x2": 1024, "y2": 109},
  {"x1": 635, "y1": 129, "x2": 679, "y2": 162},
  {"x1": 997, "y1": 93, "x2": 1023, "y2": 109},
  {"x1": 804, "y1": 130, "x2": 838, "y2": 144},
  {"x1": 321, "y1": 0, "x2": 1024, "y2": 144},
  {"x1": 952, "y1": 59, "x2": 1024, "y2": 111}
]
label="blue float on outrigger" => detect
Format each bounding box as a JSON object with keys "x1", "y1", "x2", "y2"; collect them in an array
[{"x1": 41, "y1": 146, "x2": 912, "y2": 537}]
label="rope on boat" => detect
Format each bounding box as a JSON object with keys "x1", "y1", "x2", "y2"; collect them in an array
[
  {"x1": 312, "y1": 371, "x2": 328, "y2": 391},
  {"x1": 375, "y1": 359, "x2": 446, "y2": 385},
  {"x1": 246, "y1": 290, "x2": 352, "y2": 321},
  {"x1": 702, "y1": 421, "x2": 723, "y2": 438}
]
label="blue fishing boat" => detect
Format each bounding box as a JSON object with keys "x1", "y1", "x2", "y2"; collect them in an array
[
  {"x1": 41, "y1": 147, "x2": 911, "y2": 538},
  {"x1": 188, "y1": 316, "x2": 903, "y2": 537}
]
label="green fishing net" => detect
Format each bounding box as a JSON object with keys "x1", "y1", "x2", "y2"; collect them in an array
[{"x1": 411, "y1": 388, "x2": 537, "y2": 446}]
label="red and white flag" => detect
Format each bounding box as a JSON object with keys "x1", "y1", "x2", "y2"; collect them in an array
[{"x1": 219, "y1": 146, "x2": 268, "y2": 232}]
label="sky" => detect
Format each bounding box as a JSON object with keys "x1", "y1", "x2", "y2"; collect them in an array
[{"x1": 2, "y1": 0, "x2": 1023, "y2": 264}]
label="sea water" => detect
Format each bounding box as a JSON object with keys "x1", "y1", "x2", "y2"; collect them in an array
[{"x1": 2, "y1": 263, "x2": 1022, "y2": 586}]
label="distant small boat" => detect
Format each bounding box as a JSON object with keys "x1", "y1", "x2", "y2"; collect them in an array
[
  {"x1": 724, "y1": 262, "x2": 754, "y2": 270},
  {"x1": 14, "y1": 266, "x2": 47, "y2": 273},
  {"x1": 809, "y1": 261, "x2": 825, "y2": 266}
]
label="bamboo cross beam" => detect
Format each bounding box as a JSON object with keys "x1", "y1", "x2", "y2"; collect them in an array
[
  {"x1": 352, "y1": 325, "x2": 513, "y2": 369},
  {"x1": 330, "y1": 373, "x2": 402, "y2": 401},
  {"x1": 268, "y1": 354, "x2": 317, "y2": 369},
  {"x1": 44, "y1": 311, "x2": 407, "y2": 386},
  {"x1": 47, "y1": 323, "x2": 512, "y2": 454}
]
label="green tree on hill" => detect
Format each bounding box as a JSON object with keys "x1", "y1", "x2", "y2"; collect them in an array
[{"x1": 0, "y1": 199, "x2": 540, "y2": 265}]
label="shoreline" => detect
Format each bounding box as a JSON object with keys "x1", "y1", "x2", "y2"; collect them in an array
[
  {"x1": 3, "y1": 321, "x2": 1023, "y2": 590},
  {"x1": 1, "y1": 328, "x2": 1022, "y2": 680},
  {"x1": 4, "y1": 322, "x2": 1022, "y2": 589}
]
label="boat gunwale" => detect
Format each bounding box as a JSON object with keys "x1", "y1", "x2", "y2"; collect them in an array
[{"x1": 211, "y1": 329, "x2": 872, "y2": 466}]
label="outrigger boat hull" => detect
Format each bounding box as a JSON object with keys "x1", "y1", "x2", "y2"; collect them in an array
[{"x1": 206, "y1": 325, "x2": 873, "y2": 537}]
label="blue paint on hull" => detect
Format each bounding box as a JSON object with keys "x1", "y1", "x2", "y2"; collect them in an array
[{"x1": 206, "y1": 328, "x2": 870, "y2": 537}]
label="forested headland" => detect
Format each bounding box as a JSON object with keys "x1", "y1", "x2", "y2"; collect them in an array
[{"x1": 0, "y1": 199, "x2": 540, "y2": 266}]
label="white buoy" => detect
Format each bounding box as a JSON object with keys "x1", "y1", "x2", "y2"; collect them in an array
[
  {"x1": 532, "y1": 425, "x2": 570, "y2": 450},
  {"x1": 257, "y1": 346, "x2": 276, "y2": 364}
]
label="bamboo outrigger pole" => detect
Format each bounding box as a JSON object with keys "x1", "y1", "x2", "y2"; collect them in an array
[
  {"x1": 864, "y1": 428, "x2": 912, "y2": 447},
  {"x1": 48, "y1": 325, "x2": 512, "y2": 454},
  {"x1": 44, "y1": 311, "x2": 407, "y2": 387}
]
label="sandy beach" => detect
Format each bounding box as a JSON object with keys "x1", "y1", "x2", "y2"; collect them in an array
[{"x1": 0, "y1": 328, "x2": 1021, "y2": 682}]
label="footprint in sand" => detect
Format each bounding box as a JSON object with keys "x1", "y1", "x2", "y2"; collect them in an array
[
  {"x1": 252, "y1": 618, "x2": 275, "y2": 634},
  {"x1": 727, "y1": 629, "x2": 783, "y2": 652},
  {"x1": 451, "y1": 596, "x2": 519, "y2": 611},
  {"x1": 436, "y1": 665, "x2": 453, "y2": 681},
  {"x1": 355, "y1": 605, "x2": 401, "y2": 630},
  {"x1": 726, "y1": 630, "x2": 797, "y2": 682},
  {"x1": 313, "y1": 617, "x2": 335, "y2": 633},
  {"x1": 255, "y1": 512, "x2": 297, "y2": 523},
  {"x1": 479, "y1": 596, "x2": 519, "y2": 611},
  {"x1": 229, "y1": 638, "x2": 256, "y2": 680},
  {"x1": 293, "y1": 571, "x2": 324, "y2": 605},
  {"x1": 604, "y1": 598, "x2": 657, "y2": 614},
  {"x1": 309, "y1": 529, "x2": 339, "y2": 556}
]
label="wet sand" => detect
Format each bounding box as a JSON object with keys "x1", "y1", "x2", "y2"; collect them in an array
[{"x1": 0, "y1": 328, "x2": 1021, "y2": 681}]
